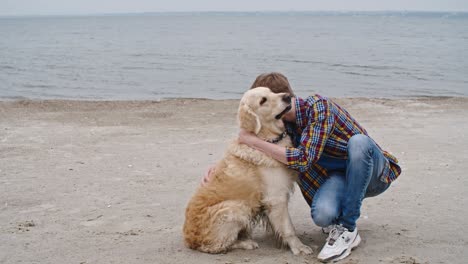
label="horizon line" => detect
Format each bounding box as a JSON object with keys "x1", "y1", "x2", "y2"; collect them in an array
[{"x1": 1, "y1": 9, "x2": 468, "y2": 18}]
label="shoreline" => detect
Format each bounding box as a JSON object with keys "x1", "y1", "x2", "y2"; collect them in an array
[
  {"x1": 1, "y1": 97, "x2": 467, "y2": 114},
  {"x1": 1, "y1": 95, "x2": 467, "y2": 103}
]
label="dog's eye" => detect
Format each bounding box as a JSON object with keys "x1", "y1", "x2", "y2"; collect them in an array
[{"x1": 260, "y1": 97, "x2": 267, "y2": 105}]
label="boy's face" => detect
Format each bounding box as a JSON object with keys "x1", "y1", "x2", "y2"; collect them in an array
[{"x1": 281, "y1": 98, "x2": 296, "y2": 122}]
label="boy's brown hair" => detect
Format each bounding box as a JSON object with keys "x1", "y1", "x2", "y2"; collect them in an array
[{"x1": 250, "y1": 72, "x2": 295, "y2": 96}]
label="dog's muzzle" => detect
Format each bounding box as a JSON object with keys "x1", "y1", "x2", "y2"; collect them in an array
[{"x1": 275, "y1": 104, "x2": 292, "y2": 120}]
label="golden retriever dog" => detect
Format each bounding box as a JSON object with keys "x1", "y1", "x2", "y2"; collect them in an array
[{"x1": 183, "y1": 87, "x2": 312, "y2": 255}]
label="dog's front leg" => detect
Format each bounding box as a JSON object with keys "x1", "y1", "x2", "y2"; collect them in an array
[{"x1": 265, "y1": 199, "x2": 313, "y2": 255}]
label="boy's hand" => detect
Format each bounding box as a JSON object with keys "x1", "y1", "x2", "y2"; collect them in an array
[{"x1": 201, "y1": 165, "x2": 216, "y2": 186}]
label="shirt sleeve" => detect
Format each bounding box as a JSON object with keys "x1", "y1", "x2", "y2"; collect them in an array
[{"x1": 285, "y1": 99, "x2": 334, "y2": 173}]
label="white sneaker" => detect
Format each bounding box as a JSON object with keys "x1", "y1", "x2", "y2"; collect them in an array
[{"x1": 317, "y1": 225, "x2": 361, "y2": 262}]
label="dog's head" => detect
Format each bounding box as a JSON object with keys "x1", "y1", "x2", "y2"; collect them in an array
[{"x1": 238, "y1": 87, "x2": 292, "y2": 135}]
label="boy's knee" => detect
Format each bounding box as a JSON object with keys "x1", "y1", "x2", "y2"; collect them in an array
[
  {"x1": 349, "y1": 134, "x2": 372, "y2": 147},
  {"x1": 311, "y1": 204, "x2": 338, "y2": 227},
  {"x1": 348, "y1": 134, "x2": 373, "y2": 156}
]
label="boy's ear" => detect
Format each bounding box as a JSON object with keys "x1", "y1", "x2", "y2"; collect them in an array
[{"x1": 238, "y1": 102, "x2": 261, "y2": 134}]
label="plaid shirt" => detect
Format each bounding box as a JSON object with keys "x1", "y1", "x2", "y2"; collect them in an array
[{"x1": 285, "y1": 95, "x2": 401, "y2": 206}]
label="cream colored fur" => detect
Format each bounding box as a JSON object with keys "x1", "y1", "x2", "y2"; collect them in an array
[{"x1": 183, "y1": 87, "x2": 312, "y2": 255}]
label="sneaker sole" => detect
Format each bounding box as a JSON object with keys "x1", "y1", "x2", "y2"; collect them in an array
[{"x1": 331, "y1": 233, "x2": 361, "y2": 262}]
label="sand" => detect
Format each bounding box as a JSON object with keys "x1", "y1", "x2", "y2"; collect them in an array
[{"x1": 0, "y1": 97, "x2": 467, "y2": 264}]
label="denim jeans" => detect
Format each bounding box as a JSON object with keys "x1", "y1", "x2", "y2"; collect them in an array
[{"x1": 311, "y1": 134, "x2": 391, "y2": 231}]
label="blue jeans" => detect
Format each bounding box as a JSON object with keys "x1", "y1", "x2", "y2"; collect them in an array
[{"x1": 311, "y1": 134, "x2": 391, "y2": 231}]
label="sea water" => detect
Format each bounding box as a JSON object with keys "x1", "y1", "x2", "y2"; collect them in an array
[{"x1": 0, "y1": 12, "x2": 467, "y2": 100}]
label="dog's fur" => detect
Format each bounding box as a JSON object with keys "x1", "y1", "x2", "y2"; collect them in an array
[{"x1": 183, "y1": 87, "x2": 312, "y2": 255}]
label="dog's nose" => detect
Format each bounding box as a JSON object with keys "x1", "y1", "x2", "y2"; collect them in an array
[{"x1": 282, "y1": 94, "x2": 291, "y2": 104}]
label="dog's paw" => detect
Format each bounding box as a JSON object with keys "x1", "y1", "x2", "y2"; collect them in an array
[
  {"x1": 232, "y1": 239, "x2": 259, "y2": 250},
  {"x1": 242, "y1": 240, "x2": 259, "y2": 250},
  {"x1": 290, "y1": 244, "x2": 313, "y2": 255}
]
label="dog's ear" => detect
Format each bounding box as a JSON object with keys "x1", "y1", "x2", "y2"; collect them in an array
[{"x1": 238, "y1": 102, "x2": 261, "y2": 134}]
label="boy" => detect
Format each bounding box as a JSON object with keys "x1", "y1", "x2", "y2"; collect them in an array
[{"x1": 205, "y1": 72, "x2": 401, "y2": 262}]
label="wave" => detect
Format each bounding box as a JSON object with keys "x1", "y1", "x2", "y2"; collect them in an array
[
  {"x1": 128, "y1": 53, "x2": 159, "y2": 57},
  {"x1": 121, "y1": 66, "x2": 151, "y2": 70},
  {"x1": 277, "y1": 59, "x2": 409, "y2": 72},
  {"x1": 331, "y1": 63, "x2": 407, "y2": 71},
  {"x1": 342, "y1": 71, "x2": 386, "y2": 77},
  {"x1": 276, "y1": 59, "x2": 327, "y2": 65},
  {"x1": 22, "y1": 84, "x2": 57, "y2": 89},
  {"x1": 392, "y1": 71, "x2": 433, "y2": 81},
  {"x1": 0, "y1": 65, "x2": 17, "y2": 70}
]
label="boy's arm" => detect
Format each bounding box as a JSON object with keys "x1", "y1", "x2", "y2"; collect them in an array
[{"x1": 239, "y1": 130, "x2": 288, "y2": 164}]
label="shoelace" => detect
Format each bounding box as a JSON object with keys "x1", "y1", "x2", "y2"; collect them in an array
[{"x1": 327, "y1": 225, "x2": 346, "y2": 246}]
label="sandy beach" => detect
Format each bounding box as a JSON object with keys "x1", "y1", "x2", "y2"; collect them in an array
[{"x1": 1, "y1": 97, "x2": 467, "y2": 264}]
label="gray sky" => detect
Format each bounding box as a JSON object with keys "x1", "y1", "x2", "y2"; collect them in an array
[{"x1": 2, "y1": 0, "x2": 468, "y2": 16}]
